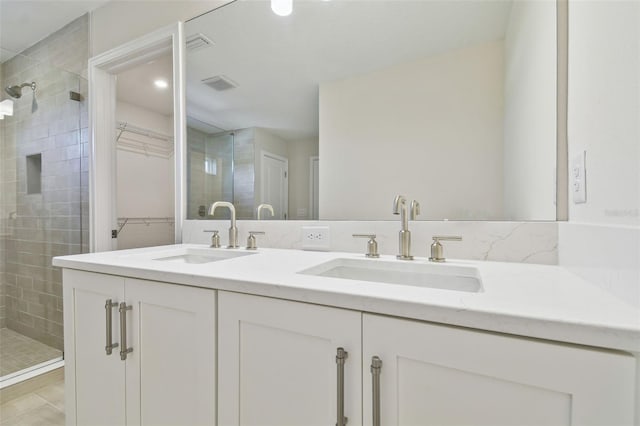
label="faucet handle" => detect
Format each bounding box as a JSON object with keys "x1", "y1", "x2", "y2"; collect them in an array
[
  {"x1": 429, "y1": 236, "x2": 462, "y2": 262},
  {"x1": 352, "y1": 234, "x2": 380, "y2": 258},
  {"x1": 203, "y1": 230, "x2": 221, "y2": 248},
  {"x1": 246, "y1": 231, "x2": 266, "y2": 250}
]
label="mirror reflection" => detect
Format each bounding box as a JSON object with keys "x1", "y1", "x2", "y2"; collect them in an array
[{"x1": 185, "y1": 0, "x2": 557, "y2": 221}]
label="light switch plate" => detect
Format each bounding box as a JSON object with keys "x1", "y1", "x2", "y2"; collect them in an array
[{"x1": 572, "y1": 151, "x2": 586, "y2": 204}]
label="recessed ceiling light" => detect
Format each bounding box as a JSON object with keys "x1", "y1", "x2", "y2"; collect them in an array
[{"x1": 154, "y1": 79, "x2": 169, "y2": 89}]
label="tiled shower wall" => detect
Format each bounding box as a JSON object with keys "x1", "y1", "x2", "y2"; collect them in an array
[
  {"x1": 187, "y1": 127, "x2": 255, "y2": 220},
  {"x1": 187, "y1": 128, "x2": 234, "y2": 220},
  {"x1": 0, "y1": 15, "x2": 89, "y2": 350},
  {"x1": 233, "y1": 128, "x2": 255, "y2": 220}
]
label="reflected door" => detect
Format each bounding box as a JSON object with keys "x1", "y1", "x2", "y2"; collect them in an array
[
  {"x1": 261, "y1": 152, "x2": 288, "y2": 219},
  {"x1": 310, "y1": 156, "x2": 319, "y2": 220}
]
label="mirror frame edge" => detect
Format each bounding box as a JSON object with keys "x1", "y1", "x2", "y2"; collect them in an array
[{"x1": 556, "y1": 0, "x2": 569, "y2": 221}]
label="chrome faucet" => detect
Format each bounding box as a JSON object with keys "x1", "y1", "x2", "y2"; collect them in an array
[
  {"x1": 257, "y1": 203, "x2": 274, "y2": 220},
  {"x1": 393, "y1": 195, "x2": 420, "y2": 260},
  {"x1": 209, "y1": 201, "x2": 239, "y2": 248}
]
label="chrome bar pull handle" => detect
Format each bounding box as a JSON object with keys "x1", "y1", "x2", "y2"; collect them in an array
[
  {"x1": 118, "y1": 302, "x2": 133, "y2": 361},
  {"x1": 104, "y1": 299, "x2": 119, "y2": 355},
  {"x1": 336, "y1": 347, "x2": 349, "y2": 426},
  {"x1": 371, "y1": 356, "x2": 383, "y2": 426}
]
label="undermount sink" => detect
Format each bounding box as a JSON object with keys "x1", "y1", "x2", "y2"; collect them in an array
[
  {"x1": 150, "y1": 248, "x2": 255, "y2": 264},
  {"x1": 299, "y1": 258, "x2": 482, "y2": 292}
]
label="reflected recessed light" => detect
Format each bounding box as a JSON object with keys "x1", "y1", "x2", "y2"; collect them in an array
[
  {"x1": 271, "y1": 0, "x2": 292, "y2": 16},
  {"x1": 154, "y1": 79, "x2": 169, "y2": 89}
]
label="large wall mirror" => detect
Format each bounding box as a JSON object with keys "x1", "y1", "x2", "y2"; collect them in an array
[{"x1": 185, "y1": 0, "x2": 558, "y2": 221}]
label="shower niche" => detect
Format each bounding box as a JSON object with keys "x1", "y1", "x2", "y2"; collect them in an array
[{"x1": 26, "y1": 153, "x2": 42, "y2": 194}]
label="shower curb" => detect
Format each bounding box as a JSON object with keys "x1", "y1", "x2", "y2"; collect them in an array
[{"x1": 0, "y1": 366, "x2": 63, "y2": 405}]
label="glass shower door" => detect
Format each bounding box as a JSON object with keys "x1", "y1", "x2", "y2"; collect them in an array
[
  {"x1": 0, "y1": 50, "x2": 87, "y2": 384},
  {"x1": 186, "y1": 120, "x2": 235, "y2": 220}
]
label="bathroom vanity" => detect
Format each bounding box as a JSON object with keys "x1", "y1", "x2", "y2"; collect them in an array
[{"x1": 54, "y1": 245, "x2": 639, "y2": 425}]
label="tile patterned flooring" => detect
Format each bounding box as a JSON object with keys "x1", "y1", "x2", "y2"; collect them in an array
[
  {"x1": 0, "y1": 378, "x2": 65, "y2": 426},
  {"x1": 0, "y1": 329, "x2": 62, "y2": 377}
]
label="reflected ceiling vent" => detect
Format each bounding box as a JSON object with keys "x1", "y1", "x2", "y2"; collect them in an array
[
  {"x1": 186, "y1": 33, "x2": 214, "y2": 52},
  {"x1": 202, "y1": 75, "x2": 238, "y2": 91}
]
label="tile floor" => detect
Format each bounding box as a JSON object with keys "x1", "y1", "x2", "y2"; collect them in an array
[
  {"x1": 0, "y1": 329, "x2": 62, "y2": 377},
  {"x1": 0, "y1": 378, "x2": 65, "y2": 425}
]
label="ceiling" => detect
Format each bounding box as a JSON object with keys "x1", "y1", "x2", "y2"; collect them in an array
[
  {"x1": 0, "y1": 0, "x2": 173, "y2": 116},
  {"x1": 0, "y1": 0, "x2": 514, "y2": 140},
  {"x1": 185, "y1": 0, "x2": 513, "y2": 141},
  {"x1": 0, "y1": 0, "x2": 110, "y2": 62},
  {"x1": 116, "y1": 53, "x2": 174, "y2": 117}
]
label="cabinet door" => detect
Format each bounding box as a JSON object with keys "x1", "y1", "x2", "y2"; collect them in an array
[
  {"x1": 63, "y1": 269, "x2": 126, "y2": 426},
  {"x1": 218, "y1": 291, "x2": 362, "y2": 426},
  {"x1": 363, "y1": 314, "x2": 636, "y2": 426},
  {"x1": 124, "y1": 278, "x2": 216, "y2": 426}
]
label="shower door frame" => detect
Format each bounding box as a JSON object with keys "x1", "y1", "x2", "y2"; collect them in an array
[{"x1": 87, "y1": 23, "x2": 186, "y2": 252}]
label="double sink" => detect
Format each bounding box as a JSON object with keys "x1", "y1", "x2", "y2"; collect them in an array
[{"x1": 143, "y1": 247, "x2": 483, "y2": 293}]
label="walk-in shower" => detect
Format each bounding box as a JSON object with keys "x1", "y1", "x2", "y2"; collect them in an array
[
  {"x1": 4, "y1": 81, "x2": 38, "y2": 112},
  {"x1": 1, "y1": 50, "x2": 86, "y2": 388}
]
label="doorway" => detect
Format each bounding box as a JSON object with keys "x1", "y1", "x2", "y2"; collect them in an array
[
  {"x1": 309, "y1": 156, "x2": 319, "y2": 220},
  {"x1": 260, "y1": 151, "x2": 288, "y2": 220},
  {"x1": 114, "y1": 53, "x2": 175, "y2": 249},
  {"x1": 88, "y1": 23, "x2": 185, "y2": 252}
]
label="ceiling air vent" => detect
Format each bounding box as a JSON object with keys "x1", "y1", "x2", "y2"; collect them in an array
[
  {"x1": 186, "y1": 33, "x2": 214, "y2": 52},
  {"x1": 202, "y1": 75, "x2": 238, "y2": 91}
]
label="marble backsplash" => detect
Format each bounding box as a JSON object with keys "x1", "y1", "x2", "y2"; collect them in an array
[
  {"x1": 183, "y1": 220, "x2": 558, "y2": 265},
  {"x1": 559, "y1": 222, "x2": 640, "y2": 308}
]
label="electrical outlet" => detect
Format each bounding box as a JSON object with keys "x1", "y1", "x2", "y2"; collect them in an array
[{"x1": 302, "y1": 226, "x2": 330, "y2": 251}]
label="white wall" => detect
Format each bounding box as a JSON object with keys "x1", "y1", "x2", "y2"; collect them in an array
[
  {"x1": 503, "y1": 0, "x2": 557, "y2": 220},
  {"x1": 566, "y1": 0, "x2": 639, "y2": 227},
  {"x1": 288, "y1": 138, "x2": 319, "y2": 220},
  {"x1": 116, "y1": 101, "x2": 175, "y2": 249},
  {"x1": 319, "y1": 40, "x2": 504, "y2": 221},
  {"x1": 559, "y1": 0, "x2": 640, "y2": 307},
  {"x1": 117, "y1": 101, "x2": 172, "y2": 135},
  {"x1": 90, "y1": 1, "x2": 231, "y2": 55}
]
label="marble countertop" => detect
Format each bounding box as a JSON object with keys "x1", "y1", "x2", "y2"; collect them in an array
[{"x1": 53, "y1": 244, "x2": 640, "y2": 353}]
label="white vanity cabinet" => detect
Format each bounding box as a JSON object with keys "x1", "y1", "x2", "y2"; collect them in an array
[
  {"x1": 217, "y1": 291, "x2": 635, "y2": 426},
  {"x1": 61, "y1": 266, "x2": 637, "y2": 426},
  {"x1": 363, "y1": 314, "x2": 636, "y2": 426},
  {"x1": 63, "y1": 269, "x2": 216, "y2": 426},
  {"x1": 217, "y1": 291, "x2": 362, "y2": 426}
]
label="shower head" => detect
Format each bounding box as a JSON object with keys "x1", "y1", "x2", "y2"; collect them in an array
[
  {"x1": 4, "y1": 82, "x2": 36, "y2": 99},
  {"x1": 5, "y1": 86, "x2": 22, "y2": 98}
]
